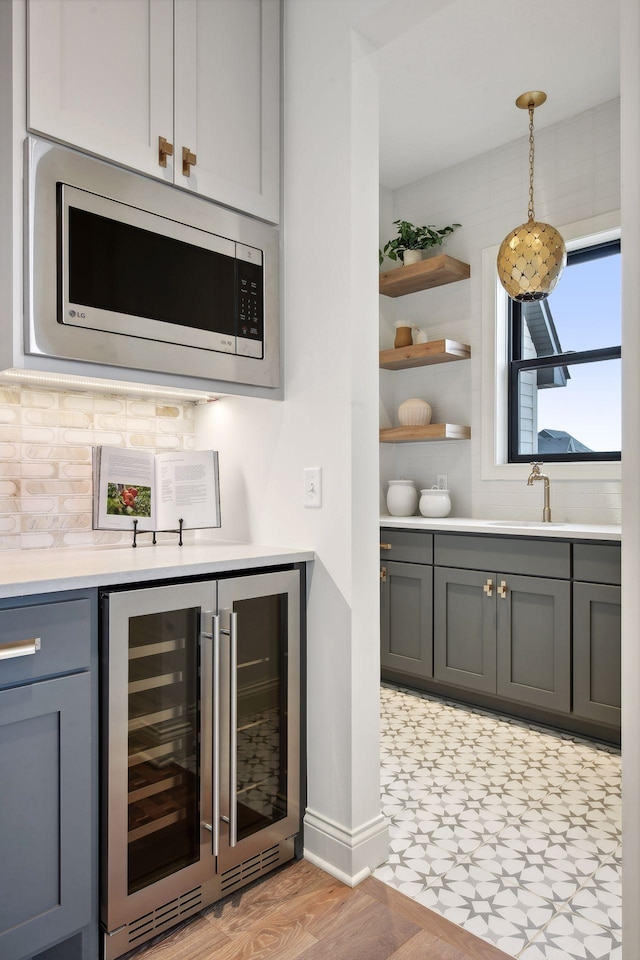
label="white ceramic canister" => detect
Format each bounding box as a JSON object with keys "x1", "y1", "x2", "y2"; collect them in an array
[
  {"x1": 419, "y1": 487, "x2": 452, "y2": 518},
  {"x1": 386, "y1": 479, "x2": 418, "y2": 517}
]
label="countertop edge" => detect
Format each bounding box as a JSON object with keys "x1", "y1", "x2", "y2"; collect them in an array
[
  {"x1": 380, "y1": 516, "x2": 621, "y2": 541},
  {"x1": 0, "y1": 543, "x2": 316, "y2": 600}
]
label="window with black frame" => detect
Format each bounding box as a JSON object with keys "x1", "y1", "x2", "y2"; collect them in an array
[{"x1": 508, "y1": 239, "x2": 621, "y2": 463}]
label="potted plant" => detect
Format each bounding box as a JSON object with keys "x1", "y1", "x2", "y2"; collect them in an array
[{"x1": 379, "y1": 219, "x2": 461, "y2": 266}]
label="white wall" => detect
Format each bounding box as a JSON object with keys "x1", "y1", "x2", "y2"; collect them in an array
[
  {"x1": 195, "y1": 0, "x2": 389, "y2": 883},
  {"x1": 621, "y1": 0, "x2": 640, "y2": 950},
  {"x1": 380, "y1": 100, "x2": 621, "y2": 523}
]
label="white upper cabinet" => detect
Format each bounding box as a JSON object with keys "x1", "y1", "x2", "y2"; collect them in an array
[{"x1": 27, "y1": 0, "x2": 281, "y2": 222}]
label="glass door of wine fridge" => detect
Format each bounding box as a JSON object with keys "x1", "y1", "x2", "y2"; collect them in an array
[
  {"x1": 102, "y1": 581, "x2": 217, "y2": 936},
  {"x1": 216, "y1": 570, "x2": 300, "y2": 873}
]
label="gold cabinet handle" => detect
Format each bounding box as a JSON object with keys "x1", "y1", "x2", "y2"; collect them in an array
[
  {"x1": 380, "y1": 543, "x2": 392, "y2": 550},
  {"x1": 158, "y1": 135, "x2": 174, "y2": 168},
  {"x1": 380, "y1": 566, "x2": 387, "y2": 582},
  {"x1": 498, "y1": 580, "x2": 508, "y2": 599},
  {"x1": 483, "y1": 578, "x2": 493, "y2": 597},
  {"x1": 182, "y1": 146, "x2": 197, "y2": 177}
]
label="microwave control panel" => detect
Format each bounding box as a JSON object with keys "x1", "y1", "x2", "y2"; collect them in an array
[{"x1": 236, "y1": 244, "x2": 264, "y2": 359}]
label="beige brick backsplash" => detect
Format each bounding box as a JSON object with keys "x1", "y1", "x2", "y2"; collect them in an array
[
  {"x1": 21, "y1": 462, "x2": 58, "y2": 478},
  {"x1": 0, "y1": 426, "x2": 22, "y2": 443},
  {"x1": 24, "y1": 409, "x2": 93, "y2": 428},
  {"x1": 24, "y1": 444, "x2": 92, "y2": 462},
  {"x1": 0, "y1": 443, "x2": 20, "y2": 460},
  {"x1": 61, "y1": 463, "x2": 93, "y2": 478},
  {"x1": 156, "y1": 404, "x2": 181, "y2": 419},
  {"x1": 24, "y1": 480, "x2": 91, "y2": 495},
  {"x1": 93, "y1": 396, "x2": 126, "y2": 414},
  {"x1": 20, "y1": 390, "x2": 58, "y2": 409},
  {"x1": 61, "y1": 393, "x2": 95, "y2": 411},
  {"x1": 0, "y1": 387, "x2": 21, "y2": 405},
  {"x1": 0, "y1": 385, "x2": 198, "y2": 549},
  {"x1": 0, "y1": 408, "x2": 19, "y2": 423}
]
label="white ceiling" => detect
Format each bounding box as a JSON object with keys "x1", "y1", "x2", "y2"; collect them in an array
[{"x1": 375, "y1": 0, "x2": 620, "y2": 190}]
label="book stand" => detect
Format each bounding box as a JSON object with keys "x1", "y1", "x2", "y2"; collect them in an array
[{"x1": 132, "y1": 518, "x2": 184, "y2": 548}]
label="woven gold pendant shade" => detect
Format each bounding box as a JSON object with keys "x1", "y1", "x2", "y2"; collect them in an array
[{"x1": 497, "y1": 92, "x2": 566, "y2": 302}]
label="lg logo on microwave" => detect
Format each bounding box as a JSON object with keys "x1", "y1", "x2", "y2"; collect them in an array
[{"x1": 69, "y1": 309, "x2": 86, "y2": 319}]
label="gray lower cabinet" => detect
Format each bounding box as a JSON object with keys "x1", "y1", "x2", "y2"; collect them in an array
[
  {"x1": 496, "y1": 574, "x2": 570, "y2": 712},
  {"x1": 0, "y1": 595, "x2": 97, "y2": 960},
  {"x1": 381, "y1": 560, "x2": 433, "y2": 678},
  {"x1": 573, "y1": 581, "x2": 621, "y2": 726},
  {"x1": 433, "y1": 567, "x2": 496, "y2": 693},
  {"x1": 434, "y1": 567, "x2": 570, "y2": 712}
]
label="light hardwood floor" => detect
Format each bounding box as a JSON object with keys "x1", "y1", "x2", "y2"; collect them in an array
[{"x1": 129, "y1": 859, "x2": 513, "y2": 960}]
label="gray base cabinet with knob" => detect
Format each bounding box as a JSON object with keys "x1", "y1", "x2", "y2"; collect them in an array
[
  {"x1": 0, "y1": 591, "x2": 98, "y2": 960},
  {"x1": 381, "y1": 528, "x2": 621, "y2": 743}
]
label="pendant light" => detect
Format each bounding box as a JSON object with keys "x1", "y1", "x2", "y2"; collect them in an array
[{"x1": 497, "y1": 91, "x2": 566, "y2": 302}]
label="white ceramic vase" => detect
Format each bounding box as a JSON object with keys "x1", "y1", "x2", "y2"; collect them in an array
[
  {"x1": 386, "y1": 480, "x2": 418, "y2": 517},
  {"x1": 402, "y1": 249, "x2": 423, "y2": 265},
  {"x1": 419, "y1": 488, "x2": 452, "y2": 518},
  {"x1": 398, "y1": 398, "x2": 432, "y2": 427}
]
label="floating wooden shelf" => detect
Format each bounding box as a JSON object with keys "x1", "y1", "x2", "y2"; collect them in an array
[
  {"x1": 379, "y1": 254, "x2": 470, "y2": 298},
  {"x1": 379, "y1": 424, "x2": 471, "y2": 443},
  {"x1": 379, "y1": 338, "x2": 470, "y2": 370}
]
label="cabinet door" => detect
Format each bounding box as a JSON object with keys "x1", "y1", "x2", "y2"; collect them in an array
[
  {"x1": 174, "y1": 0, "x2": 280, "y2": 222},
  {"x1": 380, "y1": 561, "x2": 432, "y2": 679},
  {"x1": 496, "y1": 575, "x2": 570, "y2": 713},
  {"x1": 0, "y1": 673, "x2": 91, "y2": 960},
  {"x1": 27, "y1": 0, "x2": 174, "y2": 179},
  {"x1": 573, "y1": 582, "x2": 621, "y2": 727},
  {"x1": 434, "y1": 567, "x2": 496, "y2": 693}
]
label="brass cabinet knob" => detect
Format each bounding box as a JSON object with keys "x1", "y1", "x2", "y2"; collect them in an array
[
  {"x1": 483, "y1": 578, "x2": 493, "y2": 597},
  {"x1": 379, "y1": 543, "x2": 392, "y2": 550},
  {"x1": 380, "y1": 566, "x2": 387, "y2": 582},
  {"x1": 182, "y1": 146, "x2": 197, "y2": 177},
  {"x1": 498, "y1": 580, "x2": 508, "y2": 599},
  {"x1": 158, "y1": 135, "x2": 174, "y2": 168}
]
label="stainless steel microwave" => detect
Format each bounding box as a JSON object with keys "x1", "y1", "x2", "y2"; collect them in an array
[{"x1": 25, "y1": 138, "x2": 280, "y2": 388}]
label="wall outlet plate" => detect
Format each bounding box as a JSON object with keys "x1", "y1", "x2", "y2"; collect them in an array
[{"x1": 437, "y1": 474, "x2": 448, "y2": 490}]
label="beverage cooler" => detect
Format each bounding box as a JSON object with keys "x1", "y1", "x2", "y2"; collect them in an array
[{"x1": 100, "y1": 569, "x2": 301, "y2": 960}]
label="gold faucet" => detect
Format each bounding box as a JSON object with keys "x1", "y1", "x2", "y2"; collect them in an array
[{"x1": 527, "y1": 462, "x2": 551, "y2": 522}]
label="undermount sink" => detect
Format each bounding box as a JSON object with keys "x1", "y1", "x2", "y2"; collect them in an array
[{"x1": 486, "y1": 520, "x2": 565, "y2": 528}]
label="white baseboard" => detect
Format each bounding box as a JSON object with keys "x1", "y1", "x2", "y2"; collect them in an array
[{"x1": 303, "y1": 807, "x2": 389, "y2": 887}]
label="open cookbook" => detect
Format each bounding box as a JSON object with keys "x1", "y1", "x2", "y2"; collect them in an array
[{"x1": 93, "y1": 445, "x2": 220, "y2": 532}]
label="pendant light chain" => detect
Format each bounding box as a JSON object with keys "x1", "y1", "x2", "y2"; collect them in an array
[{"x1": 528, "y1": 103, "x2": 536, "y2": 223}]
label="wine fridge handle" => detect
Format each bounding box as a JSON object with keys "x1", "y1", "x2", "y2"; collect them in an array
[
  {"x1": 212, "y1": 613, "x2": 221, "y2": 857},
  {"x1": 229, "y1": 610, "x2": 238, "y2": 848},
  {"x1": 200, "y1": 612, "x2": 214, "y2": 849}
]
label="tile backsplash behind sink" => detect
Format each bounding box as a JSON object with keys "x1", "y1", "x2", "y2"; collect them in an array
[{"x1": 0, "y1": 385, "x2": 197, "y2": 549}]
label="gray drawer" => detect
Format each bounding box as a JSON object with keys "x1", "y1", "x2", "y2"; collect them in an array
[
  {"x1": 573, "y1": 543, "x2": 621, "y2": 585},
  {"x1": 434, "y1": 533, "x2": 570, "y2": 579},
  {"x1": 380, "y1": 529, "x2": 433, "y2": 565},
  {"x1": 0, "y1": 599, "x2": 91, "y2": 687}
]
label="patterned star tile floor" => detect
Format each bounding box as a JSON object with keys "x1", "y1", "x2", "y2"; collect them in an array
[{"x1": 374, "y1": 683, "x2": 621, "y2": 959}]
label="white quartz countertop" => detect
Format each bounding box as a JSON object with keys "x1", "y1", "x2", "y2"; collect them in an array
[
  {"x1": 380, "y1": 515, "x2": 621, "y2": 541},
  {"x1": 0, "y1": 540, "x2": 315, "y2": 599}
]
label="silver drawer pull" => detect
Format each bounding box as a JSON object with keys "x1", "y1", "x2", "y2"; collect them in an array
[{"x1": 0, "y1": 637, "x2": 41, "y2": 660}]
